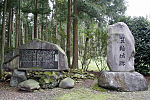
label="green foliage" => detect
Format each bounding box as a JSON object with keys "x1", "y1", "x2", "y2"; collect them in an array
[
  {"x1": 22, "y1": 0, "x2": 51, "y2": 14},
  {"x1": 7, "y1": 0, "x2": 19, "y2": 10},
  {"x1": 66, "y1": 69, "x2": 95, "y2": 80},
  {"x1": 4, "y1": 46, "x2": 15, "y2": 54},
  {"x1": 77, "y1": 0, "x2": 126, "y2": 24},
  {"x1": 91, "y1": 29, "x2": 107, "y2": 71},
  {"x1": 92, "y1": 83, "x2": 107, "y2": 92},
  {"x1": 78, "y1": 21, "x2": 108, "y2": 71},
  {"x1": 110, "y1": 16, "x2": 150, "y2": 75}
]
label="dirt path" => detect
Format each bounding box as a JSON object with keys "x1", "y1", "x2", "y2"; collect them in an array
[{"x1": 0, "y1": 79, "x2": 150, "y2": 100}]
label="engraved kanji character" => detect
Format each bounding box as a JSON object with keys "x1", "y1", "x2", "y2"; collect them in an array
[
  {"x1": 119, "y1": 61, "x2": 125, "y2": 66},
  {"x1": 120, "y1": 53, "x2": 125, "y2": 58},
  {"x1": 120, "y1": 36, "x2": 125, "y2": 43},
  {"x1": 120, "y1": 45, "x2": 125, "y2": 51}
]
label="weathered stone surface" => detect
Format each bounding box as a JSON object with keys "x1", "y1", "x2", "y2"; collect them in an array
[
  {"x1": 107, "y1": 22, "x2": 135, "y2": 71},
  {"x1": 2, "y1": 56, "x2": 19, "y2": 72},
  {"x1": 10, "y1": 70, "x2": 27, "y2": 87},
  {"x1": 18, "y1": 79, "x2": 40, "y2": 91},
  {"x1": 2, "y1": 39, "x2": 68, "y2": 71},
  {"x1": 39, "y1": 72, "x2": 63, "y2": 89},
  {"x1": 98, "y1": 71, "x2": 148, "y2": 92},
  {"x1": 59, "y1": 77, "x2": 74, "y2": 89}
]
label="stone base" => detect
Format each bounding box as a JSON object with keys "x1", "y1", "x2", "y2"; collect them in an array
[{"x1": 98, "y1": 71, "x2": 148, "y2": 92}]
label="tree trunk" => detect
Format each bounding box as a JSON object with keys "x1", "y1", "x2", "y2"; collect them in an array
[
  {"x1": 22, "y1": 22, "x2": 25, "y2": 44},
  {"x1": 82, "y1": 37, "x2": 89, "y2": 71},
  {"x1": 39, "y1": 24, "x2": 41, "y2": 40},
  {"x1": 32, "y1": 27, "x2": 34, "y2": 40},
  {"x1": 10, "y1": 8, "x2": 13, "y2": 47},
  {"x1": 55, "y1": 0, "x2": 58, "y2": 44},
  {"x1": 18, "y1": 0, "x2": 21, "y2": 46},
  {"x1": 1, "y1": 0, "x2": 7, "y2": 78},
  {"x1": 34, "y1": 0, "x2": 38, "y2": 39},
  {"x1": 49, "y1": 20, "x2": 52, "y2": 42},
  {"x1": 67, "y1": 0, "x2": 71, "y2": 68},
  {"x1": 15, "y1": 11, "x2": 19, "y2": 48},
  {"x1": 72, "y1": 0, "x2": 78, "y2": 69},
  {"x1": 15, "y1": 0, "x2": 21, "y2": 48},
  {"x1": 25, "y1": 14, "x2": 29, "y2": 42},
  {"x1": 12, "y1": 11, "x2": 15, "y2": 48},
  {"x1": 8, "y1": 8, "x2": 13, "y2": 47},
  {"x1": 55, "y1": 15, "x2": 58, "y2": 44},
  {"x1": 41, "y1": 22, "x2": 44, "y2": 40},
  {"x1": 45, "y1": 24, "x2": 48, "y2": 41}
]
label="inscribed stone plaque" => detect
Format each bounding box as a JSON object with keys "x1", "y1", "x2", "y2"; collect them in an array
[
  {"x1": 19, "y1": 49, "x2": 58, "y2": 70},
  {"x1": 3, "y1": 40, "x2": 68, "y2": 71},
  {"x1": 107, "y1": 22, "x2": 135, "y2": 72}
]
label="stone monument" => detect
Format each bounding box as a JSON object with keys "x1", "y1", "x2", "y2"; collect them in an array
[
  {"x1": 98, "y1": 22, "x2": 148, "y2": 92},
  {"x1": 107, "y1": 22, "x2": 135, "y2": 72},
  {"x1": 2, "y1": 40, "x2": 68, "y2": 87},
  {"x1": 2, "y1": 39, "x2": 68, "y2": 71}
]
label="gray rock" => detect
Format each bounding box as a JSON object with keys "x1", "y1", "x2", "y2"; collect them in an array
[
  {"x1": 107, "y1": 22, "x2": 135, "y2": 72},
  {"x1": 2, "y1": 56, "x2": 19, "y2": 72},
  {"x1": 18, "y1": 79, "x2": 40, "y2": 91},
  {"x1": 10, "y1": 70, "x2": 27, "y2": 87},
  {"x1": 2, "y1": 39, "x2": 68, "y2": 71},
  {"x1": 98, "y1": 71, "x2": 148, "y2": 92},
  {"x1": 59, "y1": 77, "x2": 74, "y2": 89},
  {"x1": 39, "y1": 72, "x2": 61, "y2": 89}
]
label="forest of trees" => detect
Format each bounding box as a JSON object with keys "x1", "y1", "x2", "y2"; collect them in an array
[{"x1": 0, "y1": 0, "x2": 127, "y2": 78}]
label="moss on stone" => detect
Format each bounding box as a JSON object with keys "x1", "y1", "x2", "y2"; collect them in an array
[
  {"x1": 92, "y1": 83, "x2": 107, "y2": 92},
  {"x1": 44, "y1": 72, "x2": 53, "y2": 76},
  {"x1": 31, "y1": 66, "x2": 43, "y2": 69}
]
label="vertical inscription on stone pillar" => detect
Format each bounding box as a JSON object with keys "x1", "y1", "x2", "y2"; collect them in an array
[
  {"x1": 107, "y1": 22, "x2": 135, "y2": 71},
  {"x1": 119, "y1": 34, "x2": 126, "y2": 67}
]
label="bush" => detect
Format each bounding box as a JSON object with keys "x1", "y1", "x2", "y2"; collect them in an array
[{"x1": 110, "y1": 16, "x2": 150, "y2": 75}]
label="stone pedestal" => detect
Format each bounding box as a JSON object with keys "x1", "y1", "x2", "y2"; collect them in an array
[{"x1": 98, "y1": 71, "x2": 148, "y2": 92}]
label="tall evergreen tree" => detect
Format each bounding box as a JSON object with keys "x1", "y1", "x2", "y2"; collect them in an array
[
  {"x1": 15, "y1": 0, "x2": 21, "y2": 48},
  {"x1": 1, "y1": 0, "x2": 7, "y2": 79},
  {"x1": 7, "y1": 8, "x2": 13, "y2": 47},
  {"x1": 34, "y1": 0, "x2": 38, "y2": 39},
  {"x1": 72, "y1": 0, "x2": 78, "y2": 69},
  {"x1": 22, "y1": 0, "x2": 51, "y2": 40},
  {"x1": 67, "y1": 0, "x2": 71, "y2": 68}
]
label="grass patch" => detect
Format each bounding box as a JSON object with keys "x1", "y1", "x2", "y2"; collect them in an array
[
  {"x1": 92, "y1": 83, "x2": 107, "y2": 92},
  {"x1": 55, "y1": 88, "x2": 110, "y2": 100}
]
